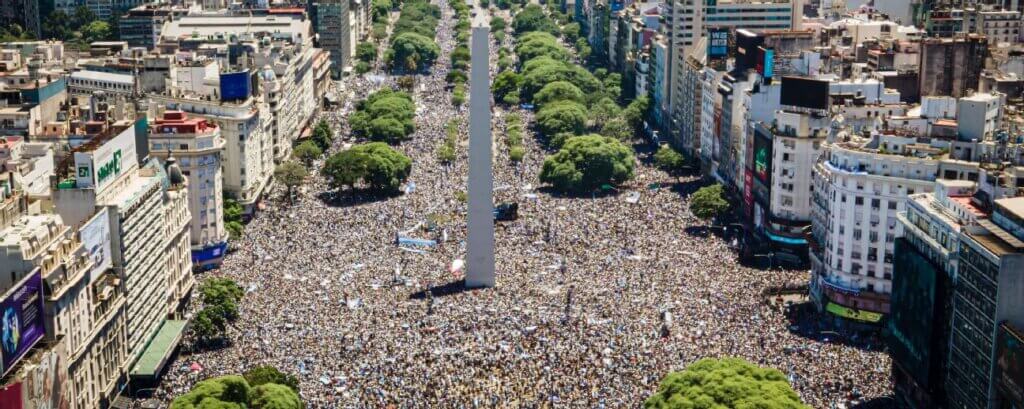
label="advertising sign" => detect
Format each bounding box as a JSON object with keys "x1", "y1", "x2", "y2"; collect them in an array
[
  {"x1": 708, "y1": 28, "x2": 729, "y2": 58},
  {"x1": 781, "y1": 76, "x2": 831, "y2": 110},
  {"x1": 80, "y1": 209, "x2": 112, "y2": 283},
  {"x1": 995, "y1": 324, "x2": 1024, "y2": 407},
  {"x1": 753, "y1": 128, "x2": 773, "y2": 184},
  {"x1": 73, "y1": 127, "x2": 138, "y2": 192},
  {"x1": 20, "y1": 341, "x2": 69, "y2": 409},
  {"x1": 220, "y1": 71, "x2": 251, "y2": 102},
  {"x1": 759, "y1": 47, "x2": 775, "y2": 81},
  {"x1": 1, "y1": 272, "x2": 46, "y2": 377}
]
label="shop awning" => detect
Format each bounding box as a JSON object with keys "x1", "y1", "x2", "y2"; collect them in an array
[
  {"x1": 130, "y1": 320, "x2": 187, "y2": 379},
  {"x1": 826, "y1": 302, "x2": 883, "y2": 323}
]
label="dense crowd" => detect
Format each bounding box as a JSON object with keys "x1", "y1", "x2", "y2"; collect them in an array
[{"x1": 145, "y1": 1, "x2": 893, "y2": 407}]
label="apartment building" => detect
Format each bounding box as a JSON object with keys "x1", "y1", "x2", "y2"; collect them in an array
[
  {"x1": 810, "y1": 132, "x2": 980, "y2": 325},
  {"x1": 149, "y1": 111, "x2": 228, "y2": 269},
  {"x1": 948, "y1": 197, "x2": 1024, "y2": 409}
]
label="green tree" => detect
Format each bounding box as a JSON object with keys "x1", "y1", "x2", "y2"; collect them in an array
[
  {"x1": 599, "y1": 117, "x2": 634, "y2": 143},
  {"x1": 512, "y1": 4, "x2": 558, "y2": 34},
  {"x1": 447, "y1": 69, "x2": 467, "y2": 84},
  {"x1": 251, "y1": 383, "x2": 302, "y2": 409},
  {"x1": 82, "y1": 20, "x2": 112, "y2": 43},
  {"x1": 274, "y1": 162, "x2": 308, "y2": 203},
  {"x1": 509, "y1": 145, "x2": 525, "y2": 162},
  {"x1": 356, "y1": 42, "x2": 377, "y2": 62},
  {"x1": 492, "y1": 71, "x2": 523, "y2": 104},
  {"x1": 244, "y1": 366, "x2": 300, "y2": 393},
  {"x1": 654, "y1": 146, "x2": 687, "y2": 176},
  {"x1": 323, "y1": 143, "x2": 412, "y2": 193},
  {"x1": 223, "y1": 197, "x2": 244, "y2": 240},
  {"x1": 372, "y1": 0, "x2": 393, "y2": 21},
  {"x1": 388, "y1": 32, "x2": 440, "y2": 72},
  {"x1": 536, "y1": 100, "x2": 588, "y2": 140},
  {"x1": 540, "y1": 135, "x2": 635, "y2": 193},
  {"x1": 490, "y1": 16, "x2": 506, "y2": 32},
  {"x1": 368, "y1": 117, "x2": 410, "y2": 144},
  {"x1": 515, "y1": 32, "x2": 570, "y2": 62},
  {"x1": 170, "y1": 376, "x2": 251, "y2": 409},
  {"x1": 452, "y1": 84, "x2": 467, "y2": 106},
  {"x1": 561, "y1": 22, "x2": 580, "y2": 43},
  {"x1": 171, "y1": 376, "x2": 301, "y2": 409},
  {"x1": 690, "y1": 183, "x2": 730, "y2": 221},
  {"x1": 623, "y1": 96, "x2": 650, "y2": 129},
  {"x1": 644, "y1": 358, "x2": 809, "y2": 409},
  {"x1": 312, "y1": 120, "x2": 333, "y2": 150},
  {"x1": 293, "y1": 141, "x2": 323, "y2": 167},
  {"x1": 519, "y1": 56, "x2": 602, "y2": 101},
  {"x1": 533, "y1": 81, "x2": 585, "y2": 108},
  {"x1": 589, "y1": 97, "x2": 621, "y2": 130}
]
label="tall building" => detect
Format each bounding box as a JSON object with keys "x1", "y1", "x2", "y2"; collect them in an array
[
  {"x1": 810, "y1": 132, "x2": 980, "y2": 326},
  {"x1": 149, "y1": 111, "x2": 229, "y2": 269},
  {"x1": 947, "y1": 197, "x2": 1024, "y2": 409},
  {"x1": 890, "y1": 180, "x2": 982, "y2": 409},
  {"x1": 119, "y1": 4, "x2": 184, "y2": 50},
  {"x1": 54, "y1": 0, "x2": 148, "y2": 21},
  {"x1": 662, "y1": 0, "x2": 799, "y2": 133},
  {"x1": 919, "y1": 34, "x2": 988, "y2": 99},
  {"x1": 314, "y1": 0, "x2": 353, "y2": 77}
]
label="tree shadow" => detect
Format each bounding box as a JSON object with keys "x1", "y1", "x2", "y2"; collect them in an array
[
  {"x1": 408, "y1": 279, "x2": 489, "y2": 299},
  {"x1": 849, "y1": 397, "x2": 896, "y2": 409},
  {"x1": 780, "y1": 302, "x2": 887, "y2": 352},
  {"x1": 316, "y1": 188, "x2": 402, "y2": 208}
]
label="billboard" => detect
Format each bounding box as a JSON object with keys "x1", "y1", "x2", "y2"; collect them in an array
[
  {"x1": 73, "y1": 126, "x2": 139, "y2": 192},
  {"x1": 753, "y1": 127, "x2": 773, "y2": 184},
  {"x1": 80, "y1": 208, "x2": 112, "y2": 283},
  {"x1": 220, "y1": 71, "x2": 251, "y2": 102},
  {"x1": 995, "y1": 324, "x2": 1024, "y2": 407},
  {"x1": 1, "y1": 272, "x2": 46, "y2": 377},
  {"x1": 888, "y1": 239, "x2": 942, "y2": 389},
  {"x1": 20, "y1": 341, "x2": 69, "y2": 409},
  {"x1": 757, "y1": 47, "x2": 775, "y2": 81},
  {"x1": 780, "y1": 76, "x2": 830, "y2": 110},
  {"x1": 708, "y1": 28, "x2": 729, "y2": 58}
]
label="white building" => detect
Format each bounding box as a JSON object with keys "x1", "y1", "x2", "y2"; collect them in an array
[
  {"x1": 149, "y1": 110, "x2": 228, "y2": 268},
  {"x1": 67, "y1": 70, "x2": 136, "y2": 100},
  {"x1": 957, "y1": 92, "x2": 1005, "y2": 142},
  {"x1": 975, "y1": 9, "x2": 1022, "y2": 45},
  {"x1": 809, "y1": 133, "x2": 980, "y2": 324},
  {"x1": 52, "y1": 125, "x2": 193, "y2": 379}
]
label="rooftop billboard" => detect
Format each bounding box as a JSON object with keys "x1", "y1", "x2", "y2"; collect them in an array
[{"x1": 73, "y1": 126, "x2": 139, "y2": 192}]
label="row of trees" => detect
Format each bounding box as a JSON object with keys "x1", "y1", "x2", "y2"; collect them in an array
[
  {"x1": 504, "y1": 114, "x2": 526, "y2": 163},
  {"x1": 449, "y1": 0, "x2": 472, "y2": 106},
  {"x1": 385, "y1": 0, "x2": 441, "y2": 72},
  {"x1": 348, "y1": 89, "x2": 417, "y2": 144},
  {"x1": 170, "y1": 366, "x2": 301, "y2": 409}
]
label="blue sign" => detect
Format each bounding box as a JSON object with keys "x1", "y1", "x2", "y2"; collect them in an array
[
  {"x1": 397, "y1": 236, "x2": 437, "y2": 248},
  {"x1": 708, "y1": 28, "x2": 729, "y2": 58},
  {"x1": 519, "y1": 103, "x2": 535, "y2": 111},
  {"x1": 220, "y1": 71, "x2": 251, "y2": 102},
  {"x1": 192, "y1": 241, "x2": 228, "y2": 266},
  {"x1": 1, "y1": 272, "x2": 45, "y2": 376},
  {"x1": 763, "y1": 48, "x2": 775, "y2": 80}
]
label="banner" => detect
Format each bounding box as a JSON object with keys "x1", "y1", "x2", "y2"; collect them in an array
[
  {"x1": 80, "y1": 209, "x2": 112, "y2": 283},
  {"x1": 1, "y1": 272, "x2": 46, "y2": 377},
  {"x1": 20, "y1": 341, "x2": 69, "y2": 409}
]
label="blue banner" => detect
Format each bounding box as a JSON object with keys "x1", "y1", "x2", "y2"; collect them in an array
[{"x1": 1, "y1": 272, "x2": 46, "y2": 376}]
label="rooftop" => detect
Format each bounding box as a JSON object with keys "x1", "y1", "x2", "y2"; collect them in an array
[{"x1": 69, "y1": 70, "x2": 134, "y2": 85}]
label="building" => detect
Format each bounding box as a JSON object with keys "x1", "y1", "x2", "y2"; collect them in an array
[
  {"x1": 974, "y1": 9, "x2": 1022, "y2": 45},
  {"x1": 919, "y1": 34, "x2": 988, "y2": 99},
  {"x1": 118, "y1": 4, "x2": 186, "y2": 50},
  {"x1": 890, "y1": 180, "x2": 982, "y2": 408},
  {"x1": 809, "y1": 132, "x2": 980, "y2": 326},
  {"x1": 52, "y1": 125, "x2": 193, "y2": 390},
  {"x1": 947, "y1": 197, "x2": 1024, "y2": 409},
  {"x1": 662, "y1": 0, "x2": 798, "y2": 133},
  {"x1": 957, "y1": 92, "x2": 1005, "y2": 142},
  {"x1": 54, "y1": 0, "x2": 148, "y2": 21},
  {"x1": 67, "y1": 70, "x2": 137, "y2": 100},
  {"x1": 314, "y1": 0, "x2": 353, "y2": 77},
  {"x1": 149, "y1": 111, "x2": 229, "y2": 269}
]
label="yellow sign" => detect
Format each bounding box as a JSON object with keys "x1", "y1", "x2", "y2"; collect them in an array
[{"x1": 826, "y1": 302, "x2": 884, "y2": 323}]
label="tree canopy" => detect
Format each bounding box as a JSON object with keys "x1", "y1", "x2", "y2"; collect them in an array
[
  {"x1": 690, "y1": 183, "x2": 730, "y2": 221},
  {"x1": 274, "y1": 162, "x2": 307, "y2": 203},
  {"x1": 292, "y1": 140, "x2": 323, "y2": 167},
  {"x1": 349, "y1": 89, "x2": 416, "y2": 144},
  {"x1": 536, "y1": 100, "x2": 588, "y2": 141},
  {"x1": 244, "y1": 366, "x2": 300, "y2": 393},
  {"x1": 644, "y1": 358, "x2": 809, "y2": 409},
  {"x1": 323, "y1": 142, "x2": 412, "y2": 193},
  {"x1": 170, "y1": 375, "x2": 302, "y2": 409},
  {"x1": 654, "y1": 146, "x2": 687, "y2": 175},
  {"x1": 540, "y1": 135, "x2": 635, "y2": 193},
  {"x1": 387, "y1": 0, "x2": 440, "y2": 72},
  {"x1": 533, "y1": 81, "x2": 585, "y2": 109},
  {"x1": 512, "y1": 4, "x2": 558, "y2": 35}
]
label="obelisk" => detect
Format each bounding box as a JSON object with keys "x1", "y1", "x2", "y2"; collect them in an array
[{"x1": 466, "y1": 21, "x2": 495, "y2": 288}]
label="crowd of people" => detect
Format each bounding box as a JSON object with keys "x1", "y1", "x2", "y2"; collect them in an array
[{"x1": 144, "y1": 1, "x2": 893, "y2": 407}]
